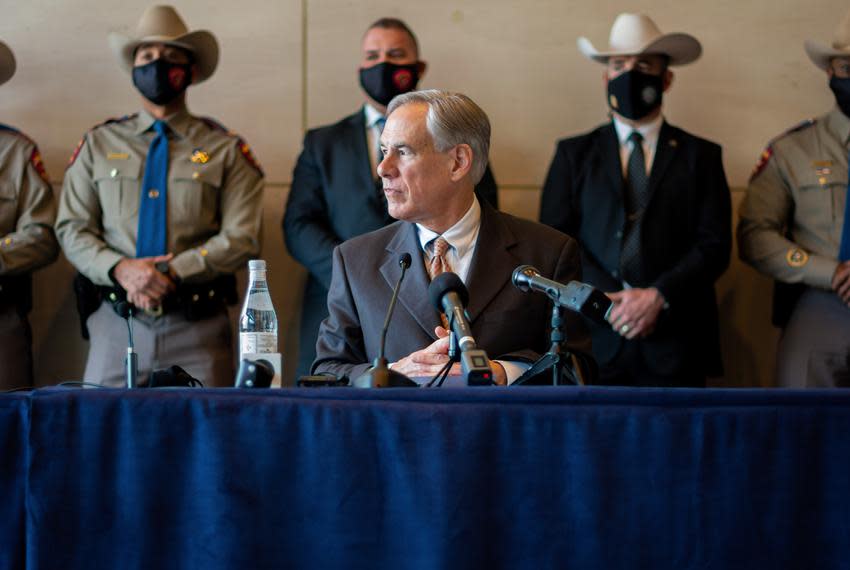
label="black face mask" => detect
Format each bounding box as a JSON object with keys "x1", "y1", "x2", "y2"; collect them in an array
[
  {"x1": 607, "y1": 69, "x2": 664, "y2": 121},
  {"x1": 359, "y1": 62, "x2": 420, "y2": 107},
  {"x1": 132, "y1": 59, "x2": 192, "y2": 105},
  {"x1": 830, "y1": 76, "x2": 850, "y2": 117}
]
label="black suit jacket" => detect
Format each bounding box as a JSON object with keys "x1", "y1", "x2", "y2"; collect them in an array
[
  {"x1": 283, "y1": 108, "x2": 498, "y2": 377},
  {"x1": 313, "y1": 201, "x2": 590, "y2": 381},
  {"x1": 540, "y1": 121, "x2": 731, "y2": 380}
]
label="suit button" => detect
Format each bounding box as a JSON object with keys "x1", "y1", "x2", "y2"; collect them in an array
[
  {"x1": 615, "y1": 230, "x2": 623, "y2": 239},
  {"x1": 612, "y1": 270, "x2": 619, "y2": 278}
]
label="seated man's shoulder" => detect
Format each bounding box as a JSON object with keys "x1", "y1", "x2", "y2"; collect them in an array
[
  {"x1": 337, "y1": 220, "x2": 406, "y2": 258},
  {"x1": 498, "y1": 210, "x2": 575, "y2": 247}
]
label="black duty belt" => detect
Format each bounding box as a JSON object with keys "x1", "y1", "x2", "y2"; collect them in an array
[{"x1": 99, "y1": 274, "x2": 238, "y2": 322}]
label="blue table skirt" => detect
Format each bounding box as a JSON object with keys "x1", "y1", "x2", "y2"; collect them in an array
[{"x1": 5, "y1": 386, "x2": 850, "y2": 569}]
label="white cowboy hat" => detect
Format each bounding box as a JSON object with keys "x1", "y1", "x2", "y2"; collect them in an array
[
  {"x1": 0, "y1": 41, "x2": 16, "y2": 87},
  {"x1": 108, "y1": 5, "x2": 218, "y2": 84},
  {"x1": 804, "y1": 10, "x2": 850, "y2": 70},
  {"x1": 578, "y1": 13, "x2": 702, "y2": 66}
]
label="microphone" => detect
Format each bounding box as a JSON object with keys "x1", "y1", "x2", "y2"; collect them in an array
[
  {"x1": 428, "y1": 272, "x2": 476, "y2": 351},
  {"x1": 427, "y1": 272, "x2": 493, "y2": 386},
  {"x1": 512, "y1": 265, "x2": 612, "y2": 324},
  {"x1": 352, "y1": 253, "x2": 418, "y2": 388}
]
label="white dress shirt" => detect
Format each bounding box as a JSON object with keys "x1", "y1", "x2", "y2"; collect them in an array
[{"x1": 612, "y1": 114, "x2": 663, "y2": 177}]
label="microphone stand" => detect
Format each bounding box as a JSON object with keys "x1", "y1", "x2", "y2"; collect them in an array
[
  {"x1": 513, "y1": 305, "x2": 585, "y2": 386},
  {"x1": 425, "y1": 332, "x2": 460, "y2": 388},
  {"x1": 124, "y1": 310, "x2": 138, "y2": 389},
  {"x1": 352, "y1": 256, "x2": 417, "y2": 388}
]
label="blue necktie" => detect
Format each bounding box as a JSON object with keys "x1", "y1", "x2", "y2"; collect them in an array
[
  {"x1": 136, "y1": 120, "x2": 169, "y2": 258},
  {"x1": 840, "y1": 147, "x2": 850, "y2": 261}
]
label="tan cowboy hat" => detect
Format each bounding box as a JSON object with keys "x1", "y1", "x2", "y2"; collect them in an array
[
  {"x1": 108, "y1": 5, "x2": 218, "y2": 84},
  {"x1": 578, "y1": 13, "x2": 702, "y2": 66},
  {"x1": 0, "y1": 40, "x2": 16, "y2": 87},
  {"x1": 804, "y1": 10, "x2": 850, "y2": 70}
]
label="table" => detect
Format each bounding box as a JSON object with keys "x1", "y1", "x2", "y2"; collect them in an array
[{"x1": 4, "y1": 386, "x2": 850, "y2": 569}]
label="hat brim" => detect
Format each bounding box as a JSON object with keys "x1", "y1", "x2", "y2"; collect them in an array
[
  {"x1": 803, "y1": 39, "x2": 850, "y2": 71},
  {"x1": 578, "y1": 32, "x2": 702, "y2": 66},
  {"x1": 108, "y1": 29, "x2": 219, "y2": 84},
  {"x1": 0, "y1": 41, "x2": 16, "y2": 87}
]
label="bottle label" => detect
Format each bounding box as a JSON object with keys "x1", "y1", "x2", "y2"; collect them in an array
[{"x1": 240, "y1": 332, "x2": 278, "y2": 354}]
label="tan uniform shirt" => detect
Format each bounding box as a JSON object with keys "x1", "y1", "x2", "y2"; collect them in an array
[
  {"x1": 0, "y1": 126, "x2": 58, "y2": 275},
  {"x1": 56, "y1": 109, "x2": 264, "y2": 286},
  {"x1": 738, "y1": 107, "x2": 850, "y2": 290}
]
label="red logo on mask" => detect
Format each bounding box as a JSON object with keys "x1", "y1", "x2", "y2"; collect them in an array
[
  {"x1": 168, "y1": 67, "x2": 187, "y2": 90},
  {"x1": 393, "y1": 69, "x2": 413, "y2": 91}
]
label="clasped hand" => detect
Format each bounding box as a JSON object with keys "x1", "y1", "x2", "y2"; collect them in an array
[{"x1": 112, "y1": 253, "x2": 176, "y2": 311}]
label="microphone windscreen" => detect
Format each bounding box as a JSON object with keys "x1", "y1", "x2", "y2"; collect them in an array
[
  {"x1": 511, "y1": 265, "x2": 539, "y2": 291},
  {"x1": 428, "y1": 272, "x2": 469, "y2": 312},
  {"x1": 399, "y1": 253, "x2": 412, "y2": 269}
]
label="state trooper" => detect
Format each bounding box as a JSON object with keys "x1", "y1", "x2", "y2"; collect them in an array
[
  {"x1": 738, "y1": 9, "x2": 850, "y2": 387},
  {"x1": 0, "y1": 40, "x2": 59, "y2": 389},
  {"x1": 56, "y1": 5, "x2": 264, "y2": 387}
]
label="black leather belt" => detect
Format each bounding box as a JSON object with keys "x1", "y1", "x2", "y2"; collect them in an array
[{"x1": 100, "y1": 274, "x2": 237, "y2": 322}]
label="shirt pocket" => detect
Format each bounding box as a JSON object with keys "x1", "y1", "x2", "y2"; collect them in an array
[
  {"x1": 169, "y1": 160, "x2": 223, "y2": 226},
  {"x1": 93, "y1": 157, "x2": 143, "y2": 221},
  {"x1": 0, "y1": 184, "x2": 17, "y2": 236},
  {"x1": 796, "y1": 169, "x2": 843, "y2": 229}
]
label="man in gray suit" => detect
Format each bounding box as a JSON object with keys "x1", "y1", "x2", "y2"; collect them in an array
[{"x1": 313, "y1": 90, "x2": 589, "y2": 384}]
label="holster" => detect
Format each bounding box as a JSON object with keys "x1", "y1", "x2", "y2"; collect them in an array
[
  {"x1": 72, "y1": 273, "x2": 102, "y2": 340},
  {"x1": 0, "y1": 274, "x2": 32, "y2": 316},
  {"x1": 771, "y1": 280, "x2": 806, "y2": 328}
]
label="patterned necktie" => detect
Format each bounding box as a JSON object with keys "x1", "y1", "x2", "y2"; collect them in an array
[
  {"x1": 620, "y1": 131, "x2": 649, "y2": 282},
  {"x1": 840, "y1": 146, "x2": 850, "y2": 261},
  {"x1": 428, "y1": 237, "x2": 452, "y2": 279},
  {"x1": 136, "y1": 120, "x2": 169, "y2": 257},
  {"x1": 428, "y1": 237, "x2": 452, "y2": 329}
]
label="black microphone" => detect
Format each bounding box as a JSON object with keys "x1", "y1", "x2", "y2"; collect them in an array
[
  {"x1": 512, "y1": 265, "x2": 613, "y2": 324},
  {"x1": 427, "y1": 272, "x2": 493, "y2": 386},
  {"x1": 428, "y1": 272, "x2": 476, "y2": 351},
  {"x1": 352, "y1": 253, "x2": 418, "y2": 388}
]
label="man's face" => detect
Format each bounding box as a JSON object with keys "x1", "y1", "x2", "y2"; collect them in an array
[
  {"x1": 828, "y1": 56, "x2": 850, "y2": 79},
  {"x1": 133, "y1": 42, "x2": 193, "y2": 68},
  {"x1": 360, "y1": 26, "x2": 419, "y2": 70},
  {"x1": 605, "y1": 54, "x2": 668, "y2": 80},
  {"x1": 377, "y1": 102, "x2": 459, "y2": 229}
]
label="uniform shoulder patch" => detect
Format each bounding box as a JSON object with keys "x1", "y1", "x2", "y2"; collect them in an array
[
  {"x1": 749, "y1": 118, "x2": 817, "y2": 182},
  {"x1": 199, "y1": 116, "x2": 264, "y2": 176},
  {"x1": 29, "y1": 147, "x2": 50, "y2": 184},
  {"x1": 67, "y1": 114, "x2": 137, "y2": 168},
  {"x1": 0, "y1": 124, "x2": 50, "y2": 183}
]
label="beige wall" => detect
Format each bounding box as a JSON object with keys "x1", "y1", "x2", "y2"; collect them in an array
[{"x1": 3, "y1": 0, "x2": 841, "y2": 386}]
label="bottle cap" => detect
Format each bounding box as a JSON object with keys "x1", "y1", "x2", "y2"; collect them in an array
[{"x1": 248, "y1": 259, "x2": 266, "y2": 271}]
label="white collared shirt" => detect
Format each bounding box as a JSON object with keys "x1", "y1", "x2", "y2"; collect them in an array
[
  {"x1": 364, "y1": 104, "x2": 385, "y2": 179},
  {"x1": 612, "y1": 114, "x2": 663, "y2": 177},
  {"x1": 416, "y1": 196, "x2": 481, "y2": 284}
]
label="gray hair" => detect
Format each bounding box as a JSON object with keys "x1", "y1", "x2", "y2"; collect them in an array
[{"x1": 386, "y1": 89, "x2": 490, "y2": 184}]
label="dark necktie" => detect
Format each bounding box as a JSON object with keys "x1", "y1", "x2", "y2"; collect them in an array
[
  {"x1": 136, "y1": 120, "x2": 169, "y2": 257},
  {"x1": 620, "y1": 131, "x2": 649, "y2": 282},
  {"x1": 840, "y1": 145, "x2": 850, "y2": 261}
]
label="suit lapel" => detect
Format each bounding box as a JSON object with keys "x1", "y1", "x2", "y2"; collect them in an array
[
  {"x1": 646, "y1": 121, "x2": 679, "y2": 203},
  {"x1": 465, "y1": 203, "x2": 518, "y2": 323},
  {"x1": 343, "y1": 109, "x2": 381, "y2": 205},
  {"x1": 600, "y1": 122, "x2": 625, "y2": 199},
  {"x1": 380, "y1": 223, "x2": 440, "y2": 339}
]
